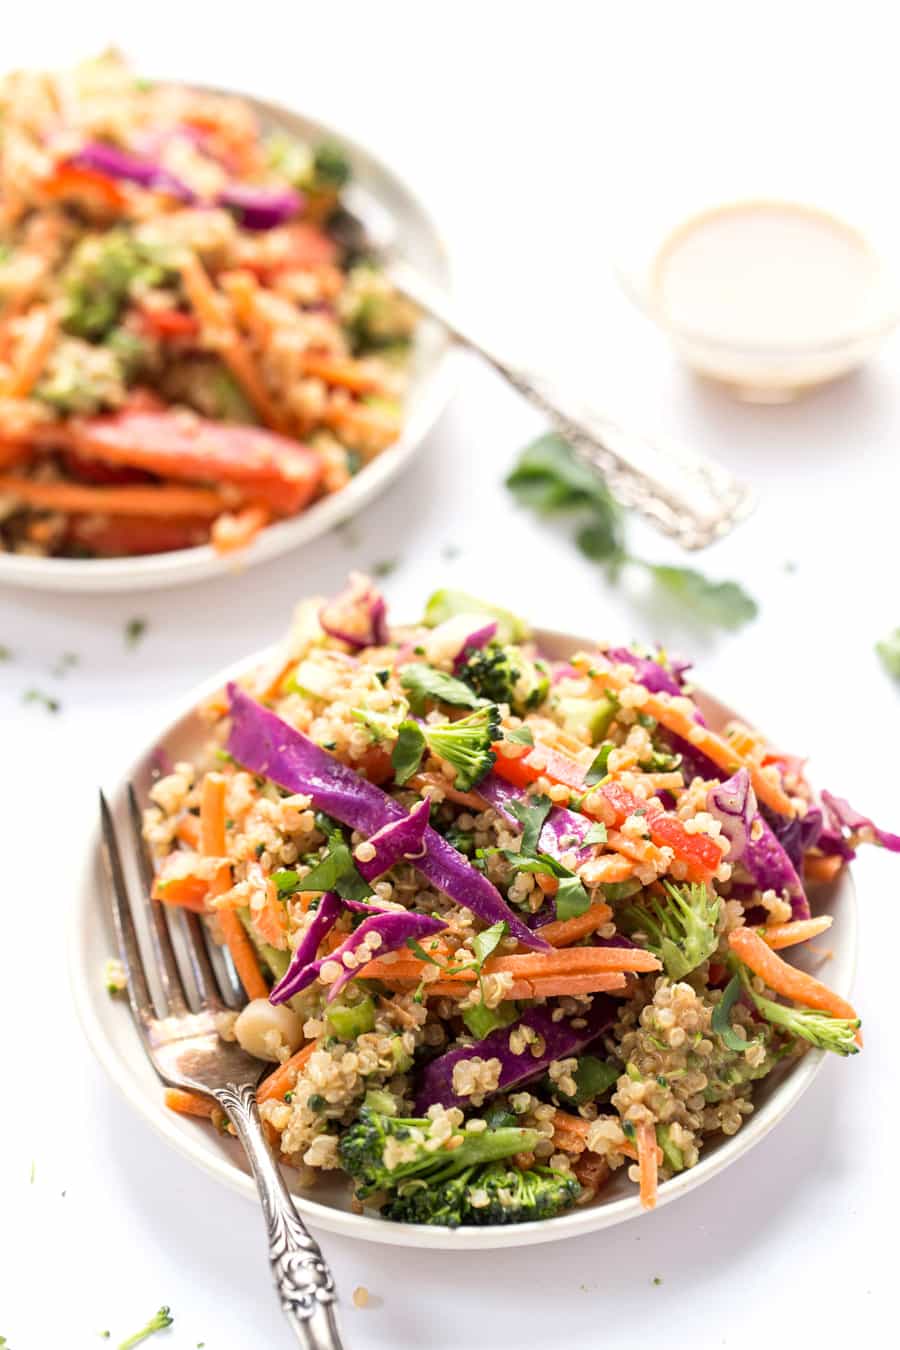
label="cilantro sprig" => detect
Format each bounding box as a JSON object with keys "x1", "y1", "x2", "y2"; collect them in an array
[{"x1": 507, "y1": 433, "x2": 757, "y2": 631}]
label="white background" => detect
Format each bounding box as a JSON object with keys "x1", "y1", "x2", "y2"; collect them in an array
[{"x1": 2, "y1": 3, "x2": 899, "y2": 1346}]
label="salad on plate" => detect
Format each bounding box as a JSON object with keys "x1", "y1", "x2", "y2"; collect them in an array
[
  {"x1": 0, "y1": 54, "x2": 417, "y2": 559},
  {"x1": 138, "y1": 577, "x2": 897, "y2": 1226}
]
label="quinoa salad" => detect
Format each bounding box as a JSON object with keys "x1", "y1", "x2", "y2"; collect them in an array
[
  {"x1": 138, "y1": 577, "x2": 898, "y2": 1226},
  {"x1": 0, "y1": 53, "x2": 417, "y2": 559}
]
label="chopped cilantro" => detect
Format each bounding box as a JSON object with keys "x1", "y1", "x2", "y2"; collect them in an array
[
  {"x1": 583, "y1": 820, "x2": 608, "y2": 845},
  {"x1": 400, "y1": 663, "x2": 484, "y2": 714},
  {"x1": 471, "y1": 920, "x2": 507, "y2": 966},
  {"x1": 272, "y1": 869, "x2": 300, "y2": 896},
  {"x1": 391, "y1": 721, "x2": 426, "y2": 784},
  {"x1": 124, "y1": 617, "x2": 147, "y2": 648},
  {"x1": 508, "y1": 793, "x2": 552, "y2": 853},
  {"x1": 504, "y1": 725, "x2": 534, "y2": 746},
  {"x1": 584, "y1": 743, "x2": 613, "y2": 786},
  {"x1": 652, "y1": 1275, "x2": 663, "y2": 1286},
  {"x1": 23, "y1": 688, "x2": 60, "y2": 713},
  {"x1": 711, "y1": 974, "x2": 751, "y2": 1052},
  {"x1": 507, "y1": 432, "x2": 757, "y2": 630},
  {"x1": 301, "y1": 830, "x2": 372, "y2": 902},
  {"x1": 554, "y1": 873, "x2": 591, "y2": 920}
]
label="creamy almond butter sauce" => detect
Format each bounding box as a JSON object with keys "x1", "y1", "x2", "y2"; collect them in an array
[{"x1": 652, "y1": 200, "x2": 882, "y2": 349}]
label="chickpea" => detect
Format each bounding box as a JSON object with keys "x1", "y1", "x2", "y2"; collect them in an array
[{"x1": 233, "y1": 998, "x2": 303, "y2": 1062}]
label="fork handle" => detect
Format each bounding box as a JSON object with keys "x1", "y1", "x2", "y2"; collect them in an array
[
  {"x1": 214, "y1": 1083, "x2": 345, "y2": 1350},
  {"x1": 385, "y1": 257, "x2": 753, "y2": 551}
]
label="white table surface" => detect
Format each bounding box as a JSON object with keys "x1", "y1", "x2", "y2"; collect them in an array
[{"x1": 2, "y1": 4, "x2": 898, "y2": 1346}]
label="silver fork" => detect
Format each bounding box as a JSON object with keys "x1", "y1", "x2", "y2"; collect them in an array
[
  {"x1": 340, "y1": 183, "x2": 754, "y2": 551},
  {"x1": 99, "y1": 787, "x2": 345, "y2": 1350}
]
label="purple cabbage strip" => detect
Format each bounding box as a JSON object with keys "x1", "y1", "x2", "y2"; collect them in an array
[
  {"x1": 270, "y1": 891, "x2": 343, "y2": 1003},
  {"x1": 820, "y1": 791, "x2": 900, "y2": 855},
  {"x1": 478, "y1": 772, "x2": 595, "y2": 864},
  {"x1": 707, "y1": 768, "x2": 756, "y2": 862},
  {"x1": 271, "y1": 910, "x2": 445, "y2": 1006},
  {"x1": 414, "y1": 997, "x2": 618, "y2": 1113},
  {"x1": 451, "y1": 621, "x2": 498, "y2": 673},
  {"x1": 706, "y1": 769, "x2": 810, "y2": 919},
  {"x1": 72, "y1": 142, "x2": 194, "y2": 200},
  {"x1": 226, "y1": 685, "x2": 546, "y2": 949},
  {"x1": 269, "y1": 800, "x2": 432, "y2": 993},
  {"x1": 318, "y1": 572, "x2": 388, "y2": 649},
  {"x1": 356, "y1": 798, "x2": 431, "y2": 880},
  {"x1": 604, "y1": 646, "x2": 689, "y2": 697},
  {"x1": 742, "y1": 816, "x2": 810, "y2": 920},
  {"x1": 760, "y1": 803, "x2": 818, "y2": 870},
  {"x1": 217, "y1": 182, "x2": 304, "y2": 230}
]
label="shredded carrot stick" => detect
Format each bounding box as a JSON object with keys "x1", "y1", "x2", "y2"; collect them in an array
[
  {"x1": 0, "y1": 440, "x2": 34, "y2": 471},
  {"x1": 258, "y1": 1042, "x2": 316, "y2": 1105},
  {"x1": 200, "y1": 773, "x2": 228, "y2": 856},
  {"x1": 200, "y1": 771, "x2": 269, "y2": 1000},
  {"x1": 1, "y1": 305, "x2": 57, "y2": 397},
  {"x1": 323, "y1": 400, "x2": 400, "y2": 454},
  {"x1": 165, "y1": 1087, "x2": 216, "y2": 1119},
  {"x1": 361, "y1": 945, "x2": 661, "y2": 988},
  {"x1": 551, "y1": 1109, "x2": 660, "y2": 1166},
  {"x1": 527, "y1": 901, "x2": 613, "y2": 949},
  {"x1": 804, "y1": 854, "x2": 844, "y2": 883},
  {"x1": 152, "y1": 855, "x2": 231, "y2": 911},
  {"x1": 636, "y1": 1120, "x2": 659, "y2": 1209},
  {"x1": 175, "y1": 814, "x2": 201, "y2": 849},
  {"x1": 298, "y1": 352, "x2": 381, "y2": 393},
  {"x1": 728, "y1": 927, "x2": 860, "y2": 1027},
  {"x1": 572, "y1": 654, "x2": 796, "y2": 817},
  {"x1": 759, "y1": 916, "x2": 833, "y2": 950},
  {"x1": 422, "y1": 971, "x2": 629, "y2": 1000},
  {"x1": 210, "y1": 503, "x2": 270, "y2": 554},
  {"x1": 0, "y1": 477, "x2": 227, "y2": 517},
  {"x1": 216, "y1": 908, "x2": 270, "y2": 1002},
  {"x1": 179, "y1": 253, "x2": 287, "y2": 432},
  {"x1": 578, "y1": 853, "x2": 635, "y2": 886}
]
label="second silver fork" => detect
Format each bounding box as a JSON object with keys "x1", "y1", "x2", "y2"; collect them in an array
[{"x1": 99, "y1": 787, "x2": 345, "y2": 1350}]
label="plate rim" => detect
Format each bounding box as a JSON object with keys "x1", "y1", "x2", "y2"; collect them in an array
[
  {"x1": 68, "y1": 626, "x2": 859, "y2": 1249},
  {"x1": 0, "y1": 91, "x2": 456, "y2": 593}
]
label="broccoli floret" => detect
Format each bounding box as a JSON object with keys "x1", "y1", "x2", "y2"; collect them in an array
[
  {"x1": 61, "y1": 229, "x2": 173, "y2": 340},
  {"x1": 459, "y1": 643, "x2": 549, "y2": 715},
  {"x1": 736, "y1": 964, "x2": 860, "y2": 1056},
  {"x1": 422, "y1": 704, "x2": 500, "y2": 791},
  {"x1": 118, "y1": 1306, "x2": 173, "y2": 1348},
  {"x1": 313, "y1": 141, "x2": 352, "y2": 189},
  {"x1": 620, "y1": 882, "x2": 720, "y2": 980},
  {"x1": 382, "y1": 1162, "x2": 578, "y2": 1227},
  {"x1": 338, "y1": 1107, "x2": 538, "y2": 1199}
]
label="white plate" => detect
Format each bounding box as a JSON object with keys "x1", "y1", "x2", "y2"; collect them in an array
[
  {"x1": 1, "y1": 92, "x2": 455, "y2": 593},
  {"x1": 68, "y1": 626, "x2": 858, "y2": 1248}
]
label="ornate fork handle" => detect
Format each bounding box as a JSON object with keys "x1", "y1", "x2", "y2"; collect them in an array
[
  {"x1": 386, "y1": 258, "x2": 753, "y2": 551},
  {"x1": 214, "y1": 1083, "x2": 344, "y2": 1350}
]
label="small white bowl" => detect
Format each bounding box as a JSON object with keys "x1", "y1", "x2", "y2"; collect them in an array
[
  {"x1": 0, "y1": 90, "x2": 455, "y2": 593},
  {"x1": 68, "y1": 626, "x2": 858, "y2": 1248}
]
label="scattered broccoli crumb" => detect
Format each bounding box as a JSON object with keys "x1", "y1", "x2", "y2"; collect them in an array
[
  {"x1": 876, "y1": 627, "x2": 900, "y2": 679},
  {"x1": 52, "y1": 650, "x2": 79, "y2": 677},
  {"x1": 104, "y1": 957, "x2": 128, "y2": 995},
  {"x1": 0, "y1": 644, "x2": 12, "y2": 661},
  {"x1": 652, "y1": 1275, "x2": 663, "y2": 1286},
  {"x1": 125, "y1": 618, "x2": 147, "y2": 648},
  {"x1": 371, "y1": 558, "x2": 399, "y2": 577},
  {"x1": 23, "y1": 688, "x2": 60, "y2": 713},
  {"x1": 117, "y1": 1306, "x2": 173, "y2": 1349}
]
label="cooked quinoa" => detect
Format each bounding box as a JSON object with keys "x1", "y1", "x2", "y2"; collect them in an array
[{"x1": 143, "y1": 579, "x2": 892, "y2": 1225}]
